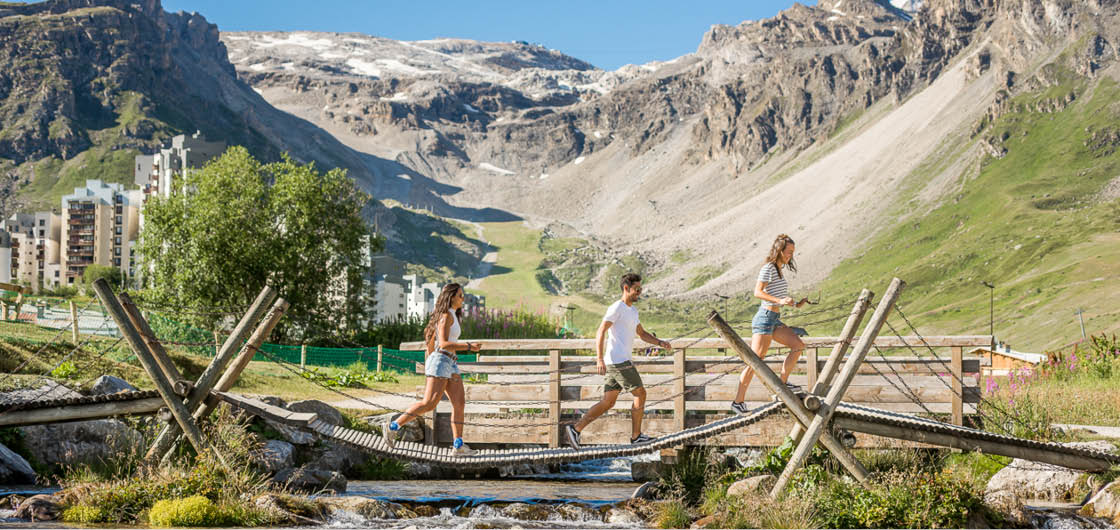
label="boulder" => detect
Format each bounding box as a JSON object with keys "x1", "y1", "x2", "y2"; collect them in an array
[
  {"x1": 727, "y1": 474, "x2": 775, "y2": 497},
  {"x1": 1080, "y1": 480, "x2": 1120, "y2": 525},
  {"x1": 631, "y1": 480, "x2": 658, "y2": 500},
  {"x1": 287, "y1": 400, "x2": 344, "y2": 426},
  {"x1": 321, "y1": 496, "x2": 415, "y2": 519},
  {"x1": 247, "y1": 395, "x2": 288, "y2": 409},
  {"x1": 608, "y1": 505, "x2": 646, "y2": 525},
  {"x1": 308, "y1": 442, "x2": 366, "y2": 476},
  {"x1": 19, "y1": 419, "x2": 142, "y2": 473},
  {"x1": 692, "y1": 514, "x2": 718, "y2": 528},
  {"x1": 264, "y1": 420, "x2": 316, "y2": 445},
  {"x1": 501, "y1": 502, "x2": 554, "y2": 521},
  {"x1": 984, "y1": 441, "x2": 1117, "y2": 505},
  {"x1": 273, "y1": 467, "x2": 347, "y2": 493},
  {"x1": 253, "y1": 493, "x2": 327, "y2": 525},
  {"x1": 88, "y1": 375, "x2": 136, "y2": 395},
  {"x1": 255, "y1": 440, "x2": 294, "y2": 473},
  {"x1": 13, "y1": 494, "x2": 60, "y2": 521},
  {"x1": 631, "y1": 460, "x2": 663, "y2": 482},
  {"x1": 367, "y1": 413, "x2": 423, "y2": 443},
  {"x1": 0, "y1": 443, "x2": 35, "y2": 485}
]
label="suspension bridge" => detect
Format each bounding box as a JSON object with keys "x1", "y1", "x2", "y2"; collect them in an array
[{"x1": 1, "y1": 278, "x2": 1117, "y2": 499}]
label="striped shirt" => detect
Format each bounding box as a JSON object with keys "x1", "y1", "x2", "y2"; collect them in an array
[{"x1": 757, "y1": 262, "x2": 790, "y2": 311}]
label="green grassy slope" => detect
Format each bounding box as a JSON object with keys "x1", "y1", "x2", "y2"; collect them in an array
[{"x1": 818, "y1": 73, "x2": 1120, "y2": 351}]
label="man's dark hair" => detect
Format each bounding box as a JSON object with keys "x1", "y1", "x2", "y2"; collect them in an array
[{"x1": 620, "y1": 273, "x2": 642, "y2": 290}]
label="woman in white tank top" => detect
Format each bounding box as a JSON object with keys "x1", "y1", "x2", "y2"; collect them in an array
[
  {"x1": 730, "y1": 234, "x2": 810, "y2": 414},
  {"x1": 383, "y1": 283, "x2": 480, "y2": 454}
]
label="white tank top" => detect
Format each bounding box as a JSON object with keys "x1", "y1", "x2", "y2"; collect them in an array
[{"x1": 446, "y1": 310, "x2": 461, "y2": 344}]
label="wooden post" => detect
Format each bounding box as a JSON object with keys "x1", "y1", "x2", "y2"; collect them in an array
[
  {"x1": 69, "y1": 300, "x2": 79, "y2": 343},
  {"x1": 548, "y1": 349, "x2": 561, "y2": 448},
  {"x1": 807, "y1": 348, "x2": 819, "y2": 390},
  {"x1": 300, "y1": 344, "x2": 307, "y2": 368},
  {"x1": 2, "y1": 303, "x2": 8, "y2": 321},
  {"x1": 377, "y1": 345, "x2": 383, "y2": 372},
  {"x1": 770, "y1": 278, "x2": 904, "y2": 498},
  {"x1": 146, "y1": 287, "x2": 278, "y2": 460},
  {"x1": 119, "y1": 293, "x2": 183, "y2": 384},
  {"x1": 90, "y1": 279, "x2": 213, "y2": 458},
  {"x1": 951, "y1": 346, "x2": 963, "y2": 426},
  {"x1": 790, "y1": 289, "x2": 874, "y2": 441},
  {"x1": 212, "y1": 329, "x2": 221, "y2": 356},
  {"x1": 707, "y1": 311, "x2": 869, "y2": 486},
  {"x1": 673, "y1": 348, "x2": 686, "y2": 433},
  {"x1": 159, "y1": 298, "x2": 290, "y2": 461}
]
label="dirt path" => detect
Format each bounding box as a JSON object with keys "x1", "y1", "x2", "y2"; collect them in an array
[{"x1": 464, "y1": 221, "x2": 497, "y2": 290}]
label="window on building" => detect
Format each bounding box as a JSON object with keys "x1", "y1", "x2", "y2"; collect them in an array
[
  {"x1": 38, "y1": 230, "x2": 43, "y2": 237},
  {"x1": 115, "y1": 227, "x2": 122, "y2": 235},
  {"x1": 54, "y1": 271, "x2": 59, "y2": 278},
  {"x1": 68, "y1": 277, "x2": 74, "y2": 284},
  {"x1": 113, "y1": 258, "x2": 121, "y2": 266},
  {"x1": 38, "y1": 219, "x2": 44, "y2": 226},
  {"x1": 115, "y1": 237, "x2": 121, "y2": 245},
  {"x1": 115, "y1": 216, "x2": 122, "y2": 224}
]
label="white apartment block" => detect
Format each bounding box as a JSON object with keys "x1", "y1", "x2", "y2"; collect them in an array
[
  {"x1": 60, "y1": 180, "x2": 144, "y2": 284},
  {"x1": 135, "y1": 131, "x2": 226, "y2": 199},
  {"x1": 0, "y1": 212, "x2": 62, "y2": 292},
  {"x1": 372, "y1": 274, "x2": 407, "y2": 322}
]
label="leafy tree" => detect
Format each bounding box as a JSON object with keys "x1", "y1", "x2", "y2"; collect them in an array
[
  {"x1": 136, "y1": 146, "x2": 380, "y2": 341},
  {"x1": 83, "y1": 264, "x2": 123, "y2": 292}
]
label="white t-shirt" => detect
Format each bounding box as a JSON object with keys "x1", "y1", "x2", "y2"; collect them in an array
[{"x1": 602, "y1": 300, "x2": 640, "y2": 365}]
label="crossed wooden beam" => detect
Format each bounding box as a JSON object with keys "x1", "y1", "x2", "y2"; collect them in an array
[
  {"x1": 90, "y1": 279, "x2": 289, "y2": 464},
  {"x1": 707, "y1": 277, "x2": 905, "y2": 498}
]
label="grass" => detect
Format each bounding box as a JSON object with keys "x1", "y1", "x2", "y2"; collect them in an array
[{"x1": 817, "y1": 71, "x2": 1120, "y2": 351}]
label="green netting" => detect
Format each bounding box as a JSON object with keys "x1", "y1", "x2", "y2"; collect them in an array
[{"x1": 255, "y1": 344, "x2": 475, "y2": 373}]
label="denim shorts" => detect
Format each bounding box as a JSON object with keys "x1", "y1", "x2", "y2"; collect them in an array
[
  {"x1": 424, "y1": 351, "x2": 460, "y2": 379},
  {"x1": 752, "y1": 307, "x2": 786, "y2": 335}
]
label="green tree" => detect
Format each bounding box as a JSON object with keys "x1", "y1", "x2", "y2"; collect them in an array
[
  {"x1": 136, "y1": 146, "x2": 380, "y2": 340},
  {"x1": 83, "y1": 264, "x2": 123, "y2": 292}
]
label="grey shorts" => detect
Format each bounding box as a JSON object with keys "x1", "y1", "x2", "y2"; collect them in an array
[{"x1": 424, "y1": 351, "x2": 459, "y2": 379}]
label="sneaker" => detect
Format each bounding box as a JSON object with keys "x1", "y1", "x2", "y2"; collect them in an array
[
  {"x1": 770, "y1": 383, "x2": 805, "y2": 401},
  {"x1": 730, "y1": 401, "x2": 751, "y2": 415},
  {"x1": 630, "y1": 433, "x2": 654, "y2": 444},
  {"x1": 382, "y1": 419, "x2": 397, "y2": 448},
  {"x1": 453, "y1": 439, "x2": 476, "y2": 455},
  {"x1": 565, "y1": 424, "x2": 582, "y2": 450}
]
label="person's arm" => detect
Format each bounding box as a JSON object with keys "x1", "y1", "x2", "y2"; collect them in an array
[
  {"x1": 754, "y1": 280, "x2": 793, "y2": 306},
  {"x1": 595, "y1": 320, "x2": 612, "y2": 375},
  {"x1": 437, "y1": 315, "x2": 480, "y2": 352},
  {"x1": 636, "y1": 323, "x2": 670, "y2": 353}
]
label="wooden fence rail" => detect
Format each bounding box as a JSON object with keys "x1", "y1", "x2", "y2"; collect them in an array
[{"x1": 398, "y1": 336, "x2": 991, "y2": 447}]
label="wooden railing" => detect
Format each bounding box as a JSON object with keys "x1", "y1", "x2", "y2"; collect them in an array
[{"x1": 399, "y1": 336, "x2": 992, "y2": 447}]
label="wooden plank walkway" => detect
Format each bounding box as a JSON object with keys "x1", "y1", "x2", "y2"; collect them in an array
[{"x1": 213, "y1": 391, "x2": 1120, "y2": 471}]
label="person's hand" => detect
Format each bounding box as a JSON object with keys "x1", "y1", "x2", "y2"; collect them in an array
[
  {"x1": 596, "y1": 358, "x2": 606, "y2": 375},
  {"x1": 469, "y1": 342, "x2": 481, "y2": 352},
  {"x1": 780, "y1": 296, "x2": 795, "y2": 306},
  {"x1": 659, "y1": 339, "x2": 671, "y2": 352}
]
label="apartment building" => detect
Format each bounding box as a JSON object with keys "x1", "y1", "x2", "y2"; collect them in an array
[
  {"x1": 135, "y1": 131, "x2": 226, "y2": 199},
  {"x1": 60, "y1": 180, "x2": 143, "y2": 284},
  {"x1": 0, "y1": 212, "x2": 62, "y2": 291}
]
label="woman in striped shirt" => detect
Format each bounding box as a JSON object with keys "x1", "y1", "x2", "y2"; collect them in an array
[{"x1": 730, "y1": 234, "x2": 810, "y2": 414}]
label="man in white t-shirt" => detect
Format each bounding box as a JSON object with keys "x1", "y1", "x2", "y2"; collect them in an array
[{"x1": 565, "y1": 273, "x2": 671, "y2": 449}]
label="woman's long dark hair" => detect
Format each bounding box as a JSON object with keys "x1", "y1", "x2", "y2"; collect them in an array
[
  {"x1": 424, "y1": 283, "x2": 463, "y2": 352},
  {"x1": 764, "y1": 234, "x2": 797, "y2": 279}
]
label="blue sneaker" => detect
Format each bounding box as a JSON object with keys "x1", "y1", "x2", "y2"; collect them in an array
[{"x1": 382, "y1": 419, "x2": 398, "y2": 447}]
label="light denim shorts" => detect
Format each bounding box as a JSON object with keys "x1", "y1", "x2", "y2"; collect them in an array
[
  {"x1": 752, "y1": 307, "x2": 786, "y2": 335},
  {"x1": 424, "y1": 351, "x2": 460, "y2": 379}
]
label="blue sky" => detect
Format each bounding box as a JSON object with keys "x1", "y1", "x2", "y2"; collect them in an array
[{"x1": 162, "y1": 1, "x2": 800, "y2": 70}]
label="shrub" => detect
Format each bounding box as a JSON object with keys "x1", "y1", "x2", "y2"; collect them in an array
[
  {"x1": 810, "y1": 470, "x2": 984, "y2": 529},
  {"x1": 149, "y1": 496, "x2": 233, "y2": 527},
  {"x1": 50, "y1": 360, "x2": 77, "y2": 379},
  {"x1": 655, "y1": 499, "x2": 691, "y2": 529},
  {"x1": 655, "y1": 448, "x2": 727, "y2": 506},
  {"x1": 61, "y1": 504, "x2": 104, "y2": 523},
  {"x1": 352, "y1": 457, "x2": 409, "y2": 480}
]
